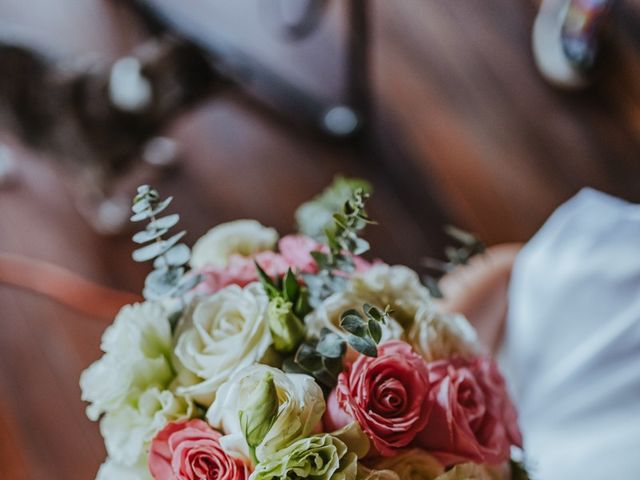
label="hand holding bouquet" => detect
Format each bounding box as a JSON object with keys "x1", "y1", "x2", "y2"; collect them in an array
[{"x1": 81, "y1": 179, "x2": 528, "y2": 480}]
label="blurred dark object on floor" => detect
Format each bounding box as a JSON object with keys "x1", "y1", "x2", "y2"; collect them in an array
[{"x1": 0, "y1": 33, "x2": 221, "y2": 229}]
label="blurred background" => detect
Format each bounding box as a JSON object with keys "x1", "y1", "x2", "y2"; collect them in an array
[{"x1": 0, "y1": 0, "x2": 639, "y2": 478}]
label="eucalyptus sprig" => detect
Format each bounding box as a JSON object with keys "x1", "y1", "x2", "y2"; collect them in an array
[
  {"x1": 130, "y1": 185, "x2": 199, "y2": 301},
  {"x1": 304, "y1": 188, "x2": 375, "y2": 307},
  {"x1": 287, "y1": 303, "x2": 390, "y2": 390},
  {"x1": 421, "y1": 225, "x2": 486, "y2": 299},
  {"x1": 339, "y1": 303, "x2": 392, "y2": 357},
  {"x1": 284, "y1": 328, "x2": 346, "y2": 391}
]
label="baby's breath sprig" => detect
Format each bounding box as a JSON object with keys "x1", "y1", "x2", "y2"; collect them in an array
[
  {"x1": 130, "y1": 185, "x2": 199, "y2": 301},
  {"x1": 304, "y1": 188, "x2": 375, "y2": 307}
]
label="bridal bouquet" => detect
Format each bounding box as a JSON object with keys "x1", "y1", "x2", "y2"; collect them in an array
[{"x1": 81, "y1": 178, "x2": 528, "y2": 480}]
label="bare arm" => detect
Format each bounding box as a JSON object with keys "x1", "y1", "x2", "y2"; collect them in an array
[{"x1": 436, "y1": 243, "x2": 522, "y2": 353}]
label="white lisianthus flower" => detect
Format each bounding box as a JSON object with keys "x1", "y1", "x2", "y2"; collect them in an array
[
  {"x1": 347, "y1": 264, "x2": 432, "y2": 326},
  {"x1": 174, "y1": 283, "x2": 272, "y2": 405},
  {"x1": 434, "y1": 463, "x2": 508, "y2": 480},
  {"x1": 80, "y1": 302, "x2": 174, "y2": 421},
  {"x1": 407, "y1": 307, "x2": 480, "y2": 361},
  {"x1": 190, "y1": 219, "x2": 278, "y2": 269},
  {"x1": 96, "y1": 457, "x2": 152, "y2": 480},
  {"x1": 305, "y1": 291, "x2": 404, "y2": 342},
  {"x1": 80, "y1": 302, "x2": 191, "y2": 469},
  {"x1": 100, "y1": 387, "x2": 193, "y2": 467},
  {"x1": 371, "y1": 449, "x2": 445, "y2": 480},
  {"x1": 207, "y1": 365, "x2": 326, "y2": 463},
  {"x1": 356, "y1": 465, "x2": 400, "y2": 480}
]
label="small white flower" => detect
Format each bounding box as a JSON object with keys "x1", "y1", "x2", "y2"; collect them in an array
[
  {"x1": 174, "y1": 283, "x2": 272, "y2": 405},
  {"x1": 190, "y1": 219, "x2": 278, "y2": 269},
  {"x1": 80, "y1": 302, "x2": 174, "y2": 421},
  {"x1": 96, "y1": 457, "x2": 152, "y2": 480},
  {"x1": 100, "y1": 387, "x2": 192, "y2": 467},
  {"x1": 433, "y1": 463, "x2": 507, "y2": 480},
  {"x1": 407, "y1": 307, "x2": 480, "y2": 361},
  {"x1": 207, "y1": 365, "x2": 325, "y2": 463},
  {"x1": 371, "y1": 449, "x2": 444, "y2": 480}
]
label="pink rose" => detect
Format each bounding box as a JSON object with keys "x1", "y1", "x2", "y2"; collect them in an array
[
  {"x1": 324, "y1": 340, "x2": 432, "y2": 456},
  {"x1": 278, "y1": 234, "x2": 374, "y2": 275},
  {"x1": 194, "y1": 233, "x2": 374, "y2": 295},
  {"x1": 148, "y1": 419, "x2": 250, "y2": 480},
  {"x1": 196, "y1": 251, "x2": 290, "y2": 294},
  {"x1": 278, "y1": 235, "x2": 323, "y2": 273},
  {"x1": 416, "y1": 356, "x2": 523, "y2": 466}
]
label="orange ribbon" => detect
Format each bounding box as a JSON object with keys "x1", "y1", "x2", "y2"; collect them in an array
[{"x1": 0, "y1": 253, "x2": 143, "y2": 321}]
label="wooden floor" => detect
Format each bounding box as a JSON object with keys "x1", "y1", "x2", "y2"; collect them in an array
[{"x1": 0, "y1": 0, "x2": 639, "y2": 478}]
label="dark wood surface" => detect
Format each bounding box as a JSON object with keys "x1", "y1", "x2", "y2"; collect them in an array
[{"x1": 0, "y1": 0, "x2": 639, "y2": 478}]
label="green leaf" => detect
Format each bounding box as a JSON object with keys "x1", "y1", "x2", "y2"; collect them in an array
[
  {"x1": 131, "y1": 199, "x2": 150, "y2": 213},
  {"x1": 363, "y1": 303, "x2": 382, "y2": 321},
  {"x1": 129, "y1": 210, "x2": 152, "y2": 222},
  {"x1": 255, "y1": 261, "x2": 280, "y2": 298},
  {"x1": 294, "y1": 286, "x2": 311, "y2": 317},
  {"x1": 316, "y1": 329, "x2": 346, "y2": 358},
  {"x1": 310, "y1": 251, "x2": 330, "y2": 269},
  {"x1": 164, "y1": 244, "x2": 191, "y2": 267},
  {"x1": 352, "y1": 237, "x2": 370, "y2": 255},
  {"x1": 132, "y1": 231, "x2": 186, "y2": 262},
  {"x1": 347, "y1": 335, "x2": 378, "y2": 357},
  {"x1": 143, "y1": 268, "x2": 183, "y2": 298},
  {"x1": 148, "y1": 214, "x2": 180, "y2": 230},
  {"x1": 340, "y1": 314, "x2": 367, "y2": 337},
  {"x1": 322, "y1": 355, "x2": 344, "y2": 378},
  {"x1": 173, "y1": 273, "x2": 202, "y2": 296},
  {"x1": 136, "y1": 184, "x2": 151, "y2": 195},
  {"x1": 283, "y1": 269, "x2": 300, "y2": 302},
  {"x1": 368, "y1": 319, "x2": 382, "y2": 344},
  {"x1": 132, "y1": 228, "x2": 168, "y2": 244},
  {"x1": 130, "y1": 196, "x2": 173, "y2": 222},
  {"x1": 282, "y1": 356, "x2": 307, "y2": 375},
  {"x1": 312, "y1": 368, "x2": 338, "y2": 389},
  {"x1": 295, "y1": 344, "x2": 324, "y2": 372}
]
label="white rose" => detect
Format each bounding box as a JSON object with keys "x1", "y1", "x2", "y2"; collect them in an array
[
  {"x1": 407, "y1": 307, "x2": 480, "y2": 361},
  {"x1": 80, "y1": 302, "x2": 174, "y2": 421},
  {"x1": 174, "y1": 283, "x2": 272, "y2": 405},
  {"x1": 371, "y1": 449, "x2": 444, "y2": 480},
  {"x1": 207, "y1": 365, "x2": 325, "y2": 463},
  {"x1": 96, "y1": 457, "x2": 152, "y2": 480},
  {"x1": 190, "y1": 219, "x2": 278, "y2": 269},
  {"x1": 347, "y1": 264, "x2": 432, "y2": 326},
  {"x1": 305, "y1": 291, "x2": 404, "y2": 342},
  {"x1": 100, "y1": 387, "x2": 193, "y2": 467}
]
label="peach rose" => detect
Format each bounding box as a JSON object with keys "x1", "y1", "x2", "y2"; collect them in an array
[{"x1": 148, "y1": 420, "x2": 250, "y2": 480}]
